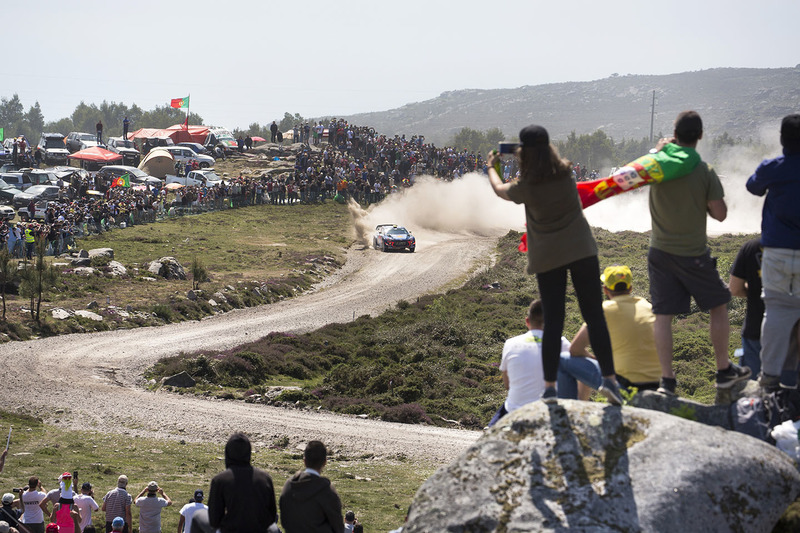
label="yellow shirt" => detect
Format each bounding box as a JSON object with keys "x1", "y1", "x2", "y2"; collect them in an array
[{"x1": 603, "y1": 294, "x2": 661, "y2": 384}]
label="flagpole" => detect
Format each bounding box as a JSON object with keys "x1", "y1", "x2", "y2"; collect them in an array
[{"x1": 185, "y1": 93, "x2": 190, "y2": 129}]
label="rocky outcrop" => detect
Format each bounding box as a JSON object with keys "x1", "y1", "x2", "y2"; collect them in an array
[
  {"x1": 146, "y1": 257, "x2": 187, "y2": 280},
  {"x1": 162, "y1": 371, "x2": 196, "y2": 388},
  {"x1": 405, "y1": 400, "x2": 800, "y2": 533},
  {"x1": 88, "y1": 248, "x2": 114, "y2": 259}
]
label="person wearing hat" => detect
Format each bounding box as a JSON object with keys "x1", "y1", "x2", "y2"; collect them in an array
[
  {"x1": 110, "y1": 517, "x2": 124, "y2": 533},
  {"x1": 101, "y1": 477, "x2": 131, "y2": 533},
  {"x1": 487, "y1": 125, "x2": 623, "y2": 405},
  {"x1": 73, "y1": 483, "x2": 99, "y2": 532},
  {"x1": 0, "y1": 494, "x2": 23, "y2": 533},
  {"x1": 570, "y1": 265, "x2": 662, "y2": 392},
  {"x1": 746, "y1": 113, "x2": 800, "y2": 391},
  {"x1": 133, "y1": 482, "x2": 171, "y2": 533},
  {"x1": 177, "y1": 491, "x2": 206, "y2": 533}
]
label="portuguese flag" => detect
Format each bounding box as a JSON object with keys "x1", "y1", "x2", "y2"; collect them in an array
[
  {"x1": 576, "y1": 143, "x2": 700, "y2": 209},
  {"x1": 170, "y1": 96, "x2": 189, "y2": 109},
  {"x1": 111, "y1": 173, "x2": 130, "y2": 188}
]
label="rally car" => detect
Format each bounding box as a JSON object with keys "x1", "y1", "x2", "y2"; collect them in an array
[{"x1": 373, "y1": 224, "x2": 415, "y2": 253}]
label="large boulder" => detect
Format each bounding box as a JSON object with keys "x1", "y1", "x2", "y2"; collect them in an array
[
  {"x1": 162, "y1": 371, "x2": 196, "y2": 388},
  {"x1": 88, "y1": 248, "x2": 114, "y2": 259},
  {"x1": 405, "y1": 400, "x2": 800, "y2": 533},
  {"x1": 147, "y1": 257, "x2": 187, "y2": 280}
]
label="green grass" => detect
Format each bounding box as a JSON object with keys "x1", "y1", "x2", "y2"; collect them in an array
[
  {"x1": 0, "y1": 410, "x2": 427, "y2": 532},
  {"x1": 148, "y1": 228, "x2": 756, "y2": 427}
]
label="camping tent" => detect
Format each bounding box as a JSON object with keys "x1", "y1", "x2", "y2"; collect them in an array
[
  {"x1": 68, "y1": 146, "x2": 123, "y2": 163},
  {"x1": 138, "y1": 148, "x2": 175, "y2": 178}
]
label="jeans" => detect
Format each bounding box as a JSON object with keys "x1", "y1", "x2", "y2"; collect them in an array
[
  {"x1": 741, "y1": 336, "x2": 761, "y2": 381},
  {"x1": 557, "y1": 354, "x2": 602, "y2": 399}
]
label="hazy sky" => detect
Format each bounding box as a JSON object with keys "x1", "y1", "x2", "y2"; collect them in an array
[{"x1": 3, "y1": 0, "x2": 798, "y2": 131}]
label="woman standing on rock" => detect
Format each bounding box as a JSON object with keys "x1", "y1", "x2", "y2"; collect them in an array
[{"x1": 487, "y1": 125, "x2": 623, "y2": 404}]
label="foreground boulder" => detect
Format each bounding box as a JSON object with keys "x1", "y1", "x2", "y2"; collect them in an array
[
  {"x1": 405, "y1": 400, "x2": 800, "y2": 532},
  {"x1": 147, "y1": 257, "x2": 187, "y2": 280}
]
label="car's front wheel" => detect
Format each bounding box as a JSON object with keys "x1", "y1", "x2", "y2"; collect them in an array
[{"x1": 200, "y1": 162, "x2": 210, "y2": 168}]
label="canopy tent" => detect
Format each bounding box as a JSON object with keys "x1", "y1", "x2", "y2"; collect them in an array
[
  {"x1": 138, "y1": 148, "x2": 175, "y2": 178},
  {"x1": 126, "y1": 128, "x2": 174, "y2": 140},
  {"x1": 126, "y1": 125, "x2": 211, "y2": 145},
  {"x1": 67, "y1": 146, "x2": 123, "y2": 163},
  {"x1": 251, "y1": 136, "x2": 267, "y2": 142}
]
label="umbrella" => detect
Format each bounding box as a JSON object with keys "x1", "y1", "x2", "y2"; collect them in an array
[
  {"x1": 165, "y1": 182, "x2": 184, "y2": 190},
  {"x1": 251, "y1": 136, "x2": 267, "y2": 142},
  {"x1": 68, "y1": 146, "x2": 123, "y2": 163}
]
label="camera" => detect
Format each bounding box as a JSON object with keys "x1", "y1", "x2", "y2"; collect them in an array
[{"x1": 498, "y1": 142, "x2": 519, "y2": 154}]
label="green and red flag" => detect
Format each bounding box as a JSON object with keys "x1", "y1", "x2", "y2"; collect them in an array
[
  {"x1": 576, "y1": 143, "x2": 700, "y2": 209},
  {"x1": 170, "y1": 96, "x2": 189, "y2": 109},
  {"x1": 111, "y1": 173, "x2": 130, "y2": 188}
]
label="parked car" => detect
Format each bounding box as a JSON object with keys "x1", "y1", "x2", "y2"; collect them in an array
[
  {"x1": 0, "y1": 171, "x2": 34, "y2": 191},
  {"x1": 65, "y1": 132, "x2": 102, "y2": 153},
  {"x1": 106, "y1": 137, "x2": 141, "y2": 166},
  {"x1": 18, "y1": 201, "x2": 49, "y2": 221},
  {"x1": 155, "y1": 146, "x2": 215, "y2": 168},
  {"x1": 95, "y1": 165, "x2": 162, "y2": 186},
  {"x1": 372, "y1": 224, "x2": 416, "y2": 252},
  {"x1": 166, "y1": 169, "x2": 224, "y2": 187},
  {"x1": 36, "y1": 133, "x2": 70, "y2": 165},
  {"x1": 0, "y1": 177, "x2": 24, "y2": 205},
  {"x1": 13, "y1": 184, "x2": 61, "y2": 210},
  {"x1": 177, "y1": 142, "x2": 210, "y2": 155},
  {"x1": 0, "y1": 205, "x2": 15, "y2": 220}
]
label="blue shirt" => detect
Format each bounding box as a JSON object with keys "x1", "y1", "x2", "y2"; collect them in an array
[{"x1": 746, "y1": 152, "x2": 800, "y2": 249}]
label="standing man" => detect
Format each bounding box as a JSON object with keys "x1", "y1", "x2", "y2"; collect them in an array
[
  {"x1": 21, "y1": 477, "x2": 48, "y2": 533},
  {"x1": 74, "y1": 482, "x2": 100, "y2": 532},
  {"x1": 746, "y1": 114, "x2": 800, "y2": 389},
  {"x1": 133, "y1": 482, "x2": 171, "y2": 533},
  {"x1": 207, "y1": 433, "x2": 277, "y2": 533},
  {"x1": 122, "y1": 117, "x2": 130, "y2": 141},
  {"x1": 96, "y1": 121, "x2": 103, "y2": 145},
  {"x1": 647, "y1": 110, "x2": 749, "y2": 395},
  {"x1": 102, "y1": 476, "x2": 132, "y2": 533},
  {"x1": 270, "y1": 121, "x2": 278, "y2": 143},
  {"x1": 729, "y1": 238, "x2": 764, "y2": 380},
  {"x1": 177, "y1": 491, "x2": 206, "y2": 533},
  {"x1": 280, "y1": 440, "x2": 343, "y2": 533}
]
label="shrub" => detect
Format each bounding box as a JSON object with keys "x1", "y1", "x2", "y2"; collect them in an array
[
  {"x1": 276, "y1": 389, "x2": 312, "y2": 402},
  {"x1": 152, "y1": 304, "x2": 174, "y2": 322},
  {"x1": 382, "y1": 403, "x2": 432, "y2": 425}
]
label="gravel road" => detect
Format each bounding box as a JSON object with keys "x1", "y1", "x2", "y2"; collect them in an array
[{"x1": 0, "y1": 231, "x2": 499, "y2": 464}]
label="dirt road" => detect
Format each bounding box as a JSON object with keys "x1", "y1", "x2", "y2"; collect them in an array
[{"x1": 0, "y1": 232, "x2": 498, "y2": 464}]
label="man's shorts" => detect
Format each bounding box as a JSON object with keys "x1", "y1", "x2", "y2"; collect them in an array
[{"x1": 648, "y1": 247, "x2": 731, "y2": 315}]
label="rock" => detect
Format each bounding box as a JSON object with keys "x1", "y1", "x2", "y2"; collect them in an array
[
  {"x1": 72, "y1": 267, "x2": 96, "y2": 276},
  {"x1": 142, "y1": 276, "x2": 157, "y2": 282},
  {"x1": 88, "y1": 248, "x2": 114, "y2": 259},
  {"x1": 213, "y1": 292, "x2": 228, "y2": 303},
  {"x1": 405, "y1": 400, "x2": 800, "y2": 533},
  {"x1": 74, "y1": 310, "x2": 103, "y2": 322},
  {"x1": 147, "y1": 257, "x2": 187, "y2": 280},
  {"x1": 51, "y1": 308, "x2": 74, "y2": 320},
  {"x1": 187, "y1": 290, "x2": 199, "y2": 301},
  {"x1": 208, "y1": 299, "x2": 218, "y2": 307},
  {"x1": 78, "y1": 249, "x2": 89, "y2": 258},
  {"x1": 70, "y1": 258, "x2": 92, "y2": 267},
  {"x1": 162, "y1": 371, "x2": 196, "y2": 388},
  {"x1": 87, "y1": 301, "x2": 99, "y2": 309},
  {"x1": 108, "y1": 261, "x2": 127, "y2": 277}
]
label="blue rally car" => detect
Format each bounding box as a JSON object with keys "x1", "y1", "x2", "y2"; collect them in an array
[{"x1": 373, "y1": 224, "x2": 416, "y2": 253}]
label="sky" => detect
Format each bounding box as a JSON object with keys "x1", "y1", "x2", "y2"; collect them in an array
[{"x1": 2, "y1": 0, "x2": 799, "y2": 131}]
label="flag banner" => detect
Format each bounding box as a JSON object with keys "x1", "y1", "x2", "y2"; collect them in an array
[
  {"x1": 170, "y1": 96, "x2": 189, "y2": 109},
  {"x1": 111, "y1": 174, "x2": 130, "y2": 188},
  {"x1": 576, "y1": 144, "x2": 700, "y2": 209},
  {"x1": 0, "y1": 128, "x2": 4, "y2": 142}
]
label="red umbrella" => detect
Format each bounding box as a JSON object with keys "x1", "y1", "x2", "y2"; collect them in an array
[
  {"x1": 68, "y1": 146, "x2": 123, "y2": 162},
  {"x1": 251, "y1": 136, "x2": 267, "y2": 142}
]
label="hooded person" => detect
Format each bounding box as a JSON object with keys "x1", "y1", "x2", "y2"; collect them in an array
[
  {"x1": 207, "y1": 433, "x2": 277, "y2": 533},
  {"x1": 279, "y1": 441, "x2": 344, "y2": 533}
]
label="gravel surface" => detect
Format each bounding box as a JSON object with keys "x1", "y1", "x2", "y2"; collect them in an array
[{"x1": 0, "y1": 232, "x2": 499, "y2": 464}]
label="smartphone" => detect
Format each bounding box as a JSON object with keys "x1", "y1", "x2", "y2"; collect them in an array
[{"x1": 498, "y1": 142, "x2": 519, "y2": 154}]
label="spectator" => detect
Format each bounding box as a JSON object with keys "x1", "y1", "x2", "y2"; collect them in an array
[
  {"x1": 207, "y1": 433, "x2": 278, "y2": 533},
  {"x1": 177, "y1": 491, "x2": 207, "y2": 533},
  {"x1": 21, "y1": 476, "x2": 48, "y2": 533},
  {"x1": 96, "y1": 122, "x2": 103, "y2": 145},
  {"x1": 102, "y1": 476, "x2": 132, "y2": 533},
  {"x1": 49, "y1": 495, "x2": 80, "y2": 533},
  {"x1": 746, "y1": 113, "x2": 800, "y2": 390},
  {"x1": 729, "y1": 238, "x2": 764, "y2": 380},
  {"x1": 344, "y1": 510, "x2": 356, "y2": 532},
  {"x1": 123, "y1": 117, "x2": 130, "y2": 140},
  {"x1": 133, "y1": 482, "x2": 171, "y2": 533},
  {"x1": 270, "y1": 121, "x2": 278, "y2": 143},
  {"x1": 280, "y1": 440, "x2": 343, "y2": 533},
  {"x1": 570, "y1": 266, "x2": 662, "y2": 392},
  {"x1": 647, "y1": 111, "x2": 749, "y2": 395},
  {"x1": 487, "y1": 125, "x2": 622, "y2": 405},
  {"x1": 0, "y1": 494, "x2": 22, "y2": 531},
  {"x1": 74, "y1": 483, "x2": 99, "y2": 532}
]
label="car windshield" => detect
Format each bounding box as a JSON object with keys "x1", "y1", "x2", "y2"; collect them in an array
[
  {"x1": 44, "y1": 138, "x2": 66, "y2": 149},
  {"x1": 388, "y1": 228, "x2": 408, "y2": 235},
  {"x1": 117, "y1": 140, "x2": 135, "y2": 148},
  {"x1": 0, "y1": 179, "x2": 11, "y2": 189},
  {"x1": 79, "y1": 134, "x2": 96, "y2": 141},
  {"x1": 26, "y1": 186, "x2": 50, "y2": 193},
  {"x1": 200, "y1": 171, "x2": 220, "y2": 181}
]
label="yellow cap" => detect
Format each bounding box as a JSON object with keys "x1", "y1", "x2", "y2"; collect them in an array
[{"x1": 601, "y1": 265, "x2": 632, "y2": 291}]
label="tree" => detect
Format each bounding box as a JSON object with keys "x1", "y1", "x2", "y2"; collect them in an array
[
  {"x1": 278, "y1": 112, "x2": 305, "y2": 133},
  {"x1": 450, "y1": 127, "x2": 505, "y2": 155},
  {"x1": 191, "y1": 256, "x2": 208, "y2": 291},
  {"x1": 19, "y1": 238, "x2": 59, "y2": 323}
]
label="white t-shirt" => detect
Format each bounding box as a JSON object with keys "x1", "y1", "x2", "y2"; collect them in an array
[
  {"x1": 21, "y1": 490, "x2": 47, "y2": 524},
  {"x1": 500, "y1": 329, "x2": 570, "y2": 412},
  {"x1": 74, "y1": 494, "x2": 100, "y2": 530},
  {"x1": 178, "y1": 502, "x2": 207, "y2": 533}
]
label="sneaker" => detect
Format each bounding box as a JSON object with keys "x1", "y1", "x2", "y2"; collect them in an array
[
  {"x1": 599, "y1": 377, "x2": 624, "y2": 406},
  {"x1": 716, "y1": 363, "x2": 751, "y2": 389},
  {"x1": 759, "y1": 372, "x2": 781, "y2": 392},
  {"x1": 541, "y1": 387, "x2": 558, "y2": 404},
  {"x1": 657, "y1": 377, "x2": 677, "y2": 396}
]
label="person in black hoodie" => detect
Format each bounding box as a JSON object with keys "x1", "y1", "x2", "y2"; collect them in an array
[
  {"x1": 207, "y1": 433, "x2": 277, "y2": 533},
  {"x1": 279, "y1": 441, "x2": 343, "y2": 533}
]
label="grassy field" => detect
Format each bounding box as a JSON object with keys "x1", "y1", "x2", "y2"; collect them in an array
[
  {"x1": 149, "y1": 228, "x2": 757, "y2": 427},
  {"x1": 0, "y1": 410, "x2": 426, "y2": 532}
]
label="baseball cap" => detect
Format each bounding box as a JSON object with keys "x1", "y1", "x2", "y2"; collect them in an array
[
  {"x1": 0, "y1": 521, "x2": 10, "y2": 533},
  {"x1": 46, "y1": 524, "x2": 59, "y2": 533},
  {"x1": 146, "y1": 481, "x2": 159, "y2": 492},
  {"x1": 117, "y1": 475, "x2": 128, "y2": 488},
  {"x1": 519, "y1": 125, "x2": 549, "y2": 148},
  {"x1": 193, "y1": 490, "x2": 203, "y2": 501},
  {"x1": 601, "y1": 265, "x2": 632, "y2": 291},
  {"x1": 112, "y1": 517, "x2": 125, "y2": 529},
  {"x1": 1, "y1": 493, "x2": 13, "y2": 504}
]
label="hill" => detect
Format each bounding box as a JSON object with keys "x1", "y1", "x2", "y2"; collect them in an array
[{"x1": 342, "y1": 67, "x2": 800, "y2": 145}]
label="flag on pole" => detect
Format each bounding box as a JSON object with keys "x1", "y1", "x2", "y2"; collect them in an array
[
  {"x1": 111, "y1": 173, "x2": 130, "y2": 188},
  {"x1": 170, "y1": 96, "x2": 189, "y2": 109}
]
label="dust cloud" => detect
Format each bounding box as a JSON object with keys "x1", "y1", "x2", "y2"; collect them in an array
[{"x1": 349, "y1": 136, "x2": 779, "y2": 245}]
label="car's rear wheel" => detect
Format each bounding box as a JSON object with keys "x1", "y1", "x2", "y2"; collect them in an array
[
  {"x1": 200, "y1": 162, "x2": 210, "y2": 168},
  {"x1": 381, "y1": 241, "x2": 386, "y2": 252}
]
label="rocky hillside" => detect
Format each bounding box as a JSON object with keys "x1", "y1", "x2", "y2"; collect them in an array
[{"x1": 343, "y1": 67, "x2": 800, "y2": 145}]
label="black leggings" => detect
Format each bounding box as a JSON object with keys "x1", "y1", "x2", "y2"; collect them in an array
[{"x1": 536, "y1": 255, "x2": 615, "y2": 382}]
